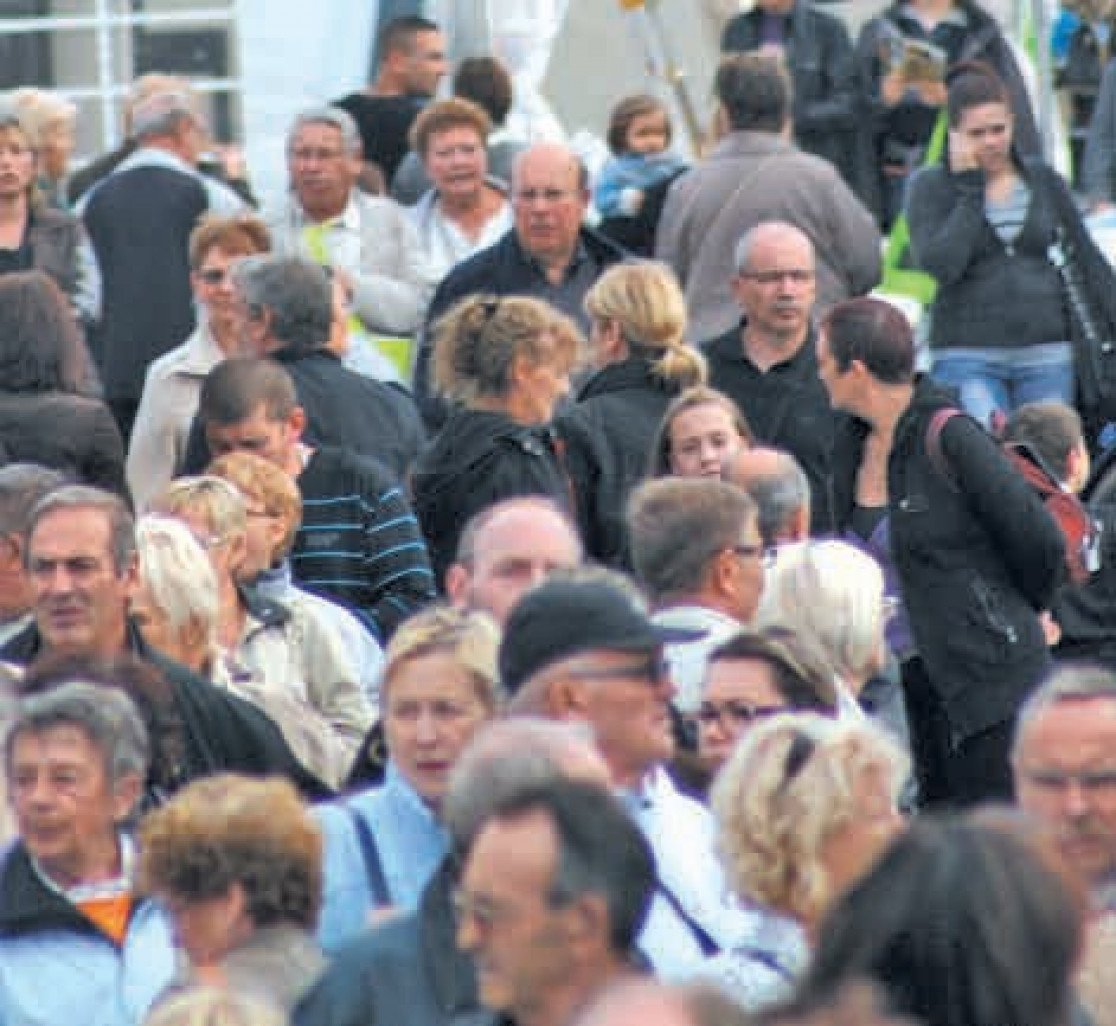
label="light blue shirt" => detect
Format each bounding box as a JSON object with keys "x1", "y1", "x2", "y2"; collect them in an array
[{"x1": 314, "y1": 763, "x2": 448, "y2": 953}]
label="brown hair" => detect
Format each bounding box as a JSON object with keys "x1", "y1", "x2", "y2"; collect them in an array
[
  {"x1": 410, "y1": 96, "x2": 492, "y2": 159},
  {"x1": 606, "y1": 93, "x2": 672, "y2": 156},
  {"x1": 648, "y1": 386, "x2": 754, "y2": 477},
  {"x1": 432, "y1": 294, "x2": 582, "y2": 404},
  {"x1": 188, "y1": 213, "x2": 271, "y2": 271}
]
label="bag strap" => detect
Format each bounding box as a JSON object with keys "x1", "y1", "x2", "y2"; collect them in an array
[
  {"x1": 654, "y1": 878, "x2": 721, "y2": 957},
  {"x1": 343, "y1": 802, "x2": 390, "y2": 908},
  {"x1": 926, "y1": 407, "x2": 963, "y2": 491}
]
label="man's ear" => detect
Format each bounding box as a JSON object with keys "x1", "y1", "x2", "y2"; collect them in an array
[
  {"x1": 111, "y1": 771, "x2": 144, "y2": 826},
  {"x1": 289, "y1": 406, "x2": 308, "y2": 440},
  {"x1": 445, "y1": 562, "x2": 470, "y2": 607}
]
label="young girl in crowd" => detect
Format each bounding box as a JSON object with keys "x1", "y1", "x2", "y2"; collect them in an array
[{"x1": 594, "y1": 93, "x2": 686, "y2": 219}]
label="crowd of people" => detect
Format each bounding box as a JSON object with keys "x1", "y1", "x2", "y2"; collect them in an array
[{"x1": 2, "y1": 7, "x2": 1116, "y2": 1026}]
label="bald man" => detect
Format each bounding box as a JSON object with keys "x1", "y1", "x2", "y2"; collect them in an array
[
  {"x1": 416, "y1": 141, "x2": 626, "y2": 427},
  {"x1": 702, "y1": 220, "x2": 842, "y2": 533}
]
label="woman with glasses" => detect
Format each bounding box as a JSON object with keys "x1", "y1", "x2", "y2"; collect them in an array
[
  {"x1": 557, "y1": 262, "x2": 707, "y2": 566},
  {"x1": 314, "y1": 605, "x2": 500, "y2": 953},
  {"x1": 128, "y1": 213, "x2": 270, "y2": 510},
  {"x1": 411, "y1": 293, "x2": 582, "y2": 585},
  {"x1": 698, "y1": 628, "x2": 838, "y2": 775},
  {"x1": 696, "y1": 712, "x2": 908, "y2": 1009}
]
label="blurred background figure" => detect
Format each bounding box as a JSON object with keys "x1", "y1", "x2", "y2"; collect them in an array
[
  {"x1": 8, "y1": 87, "x2": 77, "y2": 210},
  {"x1": 140, "y1": 774, "x2": 326, "y2": 1014},
  {"x1": 701, "y1": 713, "x2": 907, "y2": 1009}
]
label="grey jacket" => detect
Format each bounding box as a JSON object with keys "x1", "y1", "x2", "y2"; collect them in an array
[
  {"x1": 655, "y1": 131, "x2": 881, "y2": 340},
  {"x1": 269, "y1": 191, "x2": 436, "y2": 337}
]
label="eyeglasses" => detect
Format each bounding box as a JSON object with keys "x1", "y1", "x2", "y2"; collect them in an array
[
  {"x1": 565, "y1": 653, "x2": 672, "y2": 686},
  {"x1": 290, "y1": 147, "x2": 347, "y2": 163},
  {"x1": 732, "y1": 544, "x2": 778, "y2": 569},
  {"x1": 695, "y1": 700, "x2": 786, "y2": 726},
  {"x1": 739, "y1": 269, "x2": 815, "y2": 286},
  {"x1": 197, "y1": 268, "x2": 230, "y2": 285},
  {"x1": 1018, "y1": 767, "x2": 1116, "y2": 794},
  {"x1": 514, "y1": 188, "x2": 580, "y2": 205},
  {"x1": 452, "y1": 888, "x2": 514, "y2": 930}
]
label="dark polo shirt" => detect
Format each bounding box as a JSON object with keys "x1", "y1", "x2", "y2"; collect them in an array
[{"x1": 701, "y1": 321, "x2": 838, "y2": 534}]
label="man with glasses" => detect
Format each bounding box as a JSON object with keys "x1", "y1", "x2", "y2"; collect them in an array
[
  {"x1": 626, "y1": 477, "x2": 767, "y2": 716},
  {"x1": 268, "y1": 106, "x2": 432, "y2": 374},
  {"x1": 701, "y1": 221, "x2": 841, "y2": 534},
  {"x1": 497, "y1": 571, "x2": 758, "y2": 978},
  {"x1": 656, "y1": 52, "x2": 878, "y2": 343},
  {"x1": 416, "y1": 141, "x2": 625, "y2": 428},
  {"x1": 1012, "y1": 664, "x2": 1116, "y2": 1025}
]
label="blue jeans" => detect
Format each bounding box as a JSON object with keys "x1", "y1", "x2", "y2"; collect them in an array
[{"x1": 930, "y1": 343, "x2": 1075, "y2": 428}]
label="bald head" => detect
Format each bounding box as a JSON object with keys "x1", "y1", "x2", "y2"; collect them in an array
[
  {"x1": 725, "y1": 446, "x2": 811, "y2": 545},
  {"x1": 734, "y1": 220, "x2": 813, "y2": 276},
  {"x1": 512, "y1": 143, "x2": 590, "y2": 270},
  {"x1": 446, "y1": 497, "x2": 583, "y2": 627}
]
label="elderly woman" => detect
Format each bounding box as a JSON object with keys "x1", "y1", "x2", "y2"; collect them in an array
[
  {"x1": 315, "y1": 604, "x2": 500, "y2": 953},
  {"x1": 0, "y1": 270, "x2": 124, "y2": 493},
  {"x1": 128, "y1": 213, "x2": 270, "y2": 509},
  {"x1": 800, "y1": 814, "x2": 1084, "y2": 1026},
  {"x1": 701, "y1": 712, "x2": 908, "y2": 1009},
  {"x1": 9, "y1": 88, "x2": 77, "y2": 210},
  {"x1": 206, "y1": 451, "x2": 386, "y2": 707},
  {"x1": 408, "y1": 98, "x2": 513, "y2": 282},
  {"x1": 758, "y1": 541, "x2": 890, "y2": 710},
  {"x1": 649, "y1": 385, "x2": 753, "y2": 479},
  {"x1": 140, "y1": 774, "x2": 326, "y2": 1013},
  {"x1": 0, "y1": 682, "x2": 176, "y2": 1025},
  {"x1": 133, "y1": 514, "x2": 354, "y2": 790},
  {"x1": 148, "y1": 477, "x2": 373, "y2": 769},
  {"x1": 558, "y1": 262, "x2": 707, "y2": 565},
  {"x1": 411, "y1": 294, "x2": 582, "y2": 584}
]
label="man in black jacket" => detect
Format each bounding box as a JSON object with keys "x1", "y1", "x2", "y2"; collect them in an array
[
  {"x1": 416, "y1": 142, "x2": 626, "y2": 428},
  {"x1": 183, "y1": 255, "x2": 425, "y2": 480},
  {"x1": 722, "y1": 0, "x2": 860, "y2": 190},
  {"x1": 0, "y1": 483, "x2": 328, "y2": 798}
]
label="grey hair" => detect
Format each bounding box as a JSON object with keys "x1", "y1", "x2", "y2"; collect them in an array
[
  {"x1": 443, "y1": 717, "x2": 598, "y2": 850},
  {"x1": 135, "y1": 515, "x2": 220, "y2": 661},
  {"x1": 6, "y1": 681, "x2": 150, "y2": 786},
  {"x1": 1012, "y1": 663, "x2": 1116, "y2": 762},
  {"x1": 231, "y1": 254, "x2": 332, "y2": 353},
  {"x1": 0, "y1": 464, "x2": 69, "y2": 538},
  {"x1": 130, "y1": 90, "x2": 196, "y2": 141},
  {"x1": 288, "y1": 105, "x2": 362, "y2": 157},
  {"x1": 733, "y1": 220, "x2": 813, "y2": 275},
  {"x1": 26, "y1": 485, "x2": 135, "y2": 574},
  {"x1": 734, "y1": 450, "x2": 811, "y2": 546}
]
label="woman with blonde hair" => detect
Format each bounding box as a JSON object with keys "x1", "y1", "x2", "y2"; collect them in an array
[
  {"x1": 411, "y1": 294, "x2": 582, "y2": 583},
  {"x1": 9, "y1": 88, "x2": 77, "y2": 209},
  {"x1": 314, "y1": 604, "x2": 500, "y2": 952},
  {"x1": 559, "y1": 261, "x2": 707, "y2": 565},
  {"x1": 699, "y1": 712, "x2": 908, "y2": 1008},
  {"x1": 648, "y1": 385, "x2": 754, "y2": 480}
]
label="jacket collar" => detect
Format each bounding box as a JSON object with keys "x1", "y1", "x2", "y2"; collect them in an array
[
  {"x1": 576, "y1": 357, "x2": 669, "y2": 402},
  {"x1": 0, "y1": 843, "x2": 113, "y2": 941},
  {"x1": 420, "y1": 856, "x2": 479, "y2": 1015}
]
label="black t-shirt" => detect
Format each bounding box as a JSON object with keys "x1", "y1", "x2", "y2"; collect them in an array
[{"x1": 332, "y1": 92, "x2": 426, "y2": 186}]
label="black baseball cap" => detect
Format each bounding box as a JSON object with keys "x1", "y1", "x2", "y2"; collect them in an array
[{"x1": 498, "y1": 577, "x2": 698, "y2": 694}]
